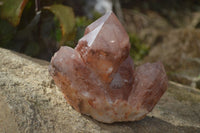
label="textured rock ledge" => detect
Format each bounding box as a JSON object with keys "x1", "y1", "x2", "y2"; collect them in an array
[{"x1": 0, "y1": 47, "x2": 200, "y2": 133}]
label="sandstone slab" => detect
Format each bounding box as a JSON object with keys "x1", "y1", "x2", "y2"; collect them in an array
[{"x1": 0, "y1": 47, "x2": 200, "y2": 132}]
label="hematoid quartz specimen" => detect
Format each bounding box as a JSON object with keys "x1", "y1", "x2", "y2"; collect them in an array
[{"x1": 49, "y1": 11, "x2": 168, "y2": 123}]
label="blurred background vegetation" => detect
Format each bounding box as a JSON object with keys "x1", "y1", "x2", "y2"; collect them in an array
[
  {"x1": 0, "y1": 0, "x2": 200, "y2": 89},
  {"x1": 0, "y1": 0, "x2": 149, "y2": 61}
]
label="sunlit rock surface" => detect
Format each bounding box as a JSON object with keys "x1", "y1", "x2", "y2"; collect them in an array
[{"x1": 49, "y1": 11, "x2": 168, "y2": 123}]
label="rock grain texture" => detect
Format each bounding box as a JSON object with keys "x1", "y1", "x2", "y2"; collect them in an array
[{"x1": 0, "y1": 48, "x2": 200, "y2": 132}]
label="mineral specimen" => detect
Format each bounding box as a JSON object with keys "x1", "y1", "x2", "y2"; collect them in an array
[{"x1": 49, "y1": 11, "x2": 168, "y2": 123}]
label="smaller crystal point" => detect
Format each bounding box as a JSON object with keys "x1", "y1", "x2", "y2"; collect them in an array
[
  {"x1": 49, "y1": 11, "x2": 168, "y2": 123},
  {"x1": 128, "y1": 62, "x2": 168, "y2": 112}
]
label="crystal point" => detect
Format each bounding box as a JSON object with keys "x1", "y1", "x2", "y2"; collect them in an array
[{"x1": 49, "y1": 11, "x2": 168, "y2": 123}]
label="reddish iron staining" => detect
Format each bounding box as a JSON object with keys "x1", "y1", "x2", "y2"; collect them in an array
[{"x1": 49, "y1": 11, "x2": 168, "y2": 123}]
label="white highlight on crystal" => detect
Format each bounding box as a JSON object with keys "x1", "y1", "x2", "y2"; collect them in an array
[
  {"x1": 71, "y1": 54, "x2": 75, "y2": 59},
  {"x1": 124, "y1": 79, "x2": 128, "y2": 83},
  {"x1": 82, "y1": 91, "x2": 90, "y2": 97},
  {"x1": 107, "y1": 67, "x2": 113, "y2": 74},
  {"x1": 110, "y1": 40, "x2": 115, "y2": 43}
]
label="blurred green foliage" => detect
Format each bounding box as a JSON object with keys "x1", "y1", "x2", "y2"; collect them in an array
[
  {"x1": 129, "y1": 33, "x2": 149, "y2": 61},
  {"x1": 44, "y1": 4, "x2": 75, "y2": 43},
  {"x1": 0, "y1": 0, "x2": 148, "y2": 61},
  {"x1": 0, "y1": 0, "x2": 29, "y2": 26},
  {"x1": 0, "y1": 0, "x2": 77, "y2": 60}
]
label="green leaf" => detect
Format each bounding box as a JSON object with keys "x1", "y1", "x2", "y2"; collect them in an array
[
  {"x1": 129, "y1": 33, "x2": 149, "y2": 61},
  {"x1": 44, "y1": 4, "x2": 75, "y2": 41},
  {"x1": 0, "y1": 0, "x2": 29, "y2": 26}
]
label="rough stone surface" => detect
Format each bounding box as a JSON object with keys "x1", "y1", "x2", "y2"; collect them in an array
[
  {"x1": 49, "y1": 11, "x2": 167, "y2": 123},
  {"x1": 0, "y1": 48, "x2": 200, "y2": 133},
  {"x1": 0, "y1": 47, "x2": 200, "y2": 132}
]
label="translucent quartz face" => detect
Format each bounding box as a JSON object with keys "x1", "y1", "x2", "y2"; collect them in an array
[
  {"x1": 75, "y1": 11, "x2": 130, "y2": 83},
  {"x1": 49, "y1": 11, "x2": 168, "y2": 123}
]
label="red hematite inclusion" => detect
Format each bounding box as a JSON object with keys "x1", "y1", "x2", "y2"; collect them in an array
[{"x1": 49, "y1": 11, "x2": 168, "y2": 123}]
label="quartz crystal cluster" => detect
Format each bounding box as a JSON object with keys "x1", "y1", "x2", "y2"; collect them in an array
[{"x1": 49, "y1": 11, "x2": 168, "y2": 123}]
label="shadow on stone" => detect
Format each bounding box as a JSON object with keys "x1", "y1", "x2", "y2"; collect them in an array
[{"x1": 83, "y1": 115, "x2": 200, "y2": 133}]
